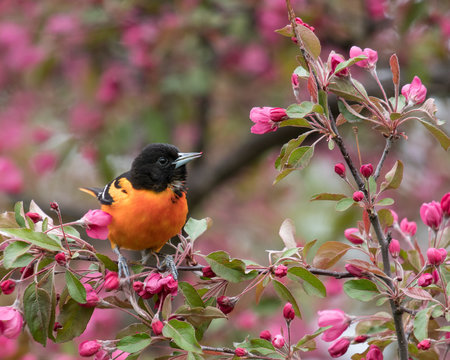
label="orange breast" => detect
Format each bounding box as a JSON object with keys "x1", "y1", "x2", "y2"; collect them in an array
[{"x1": 101, "y1": 184, "x2": 188, "y2": 251}]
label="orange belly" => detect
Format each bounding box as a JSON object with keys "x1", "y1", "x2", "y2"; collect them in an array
[{"x1": 101, "y1": 188, "x2": 188, "y2": 251}]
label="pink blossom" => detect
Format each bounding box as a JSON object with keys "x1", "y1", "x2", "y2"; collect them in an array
[
  {"x1": 400, "y1": 218, "x2": 417, "y2": 236},
  {"x1": 329, "y1": 53, "x2": 349, "y2": 77},
  {"x1": 325, "y1": 277, "x2": 343, "y2": 295},
  {"x1": 345, "y1": 264, "x2": 364, "y2": 278},
  {"x1": 45, "y1": 14, "x2": 81, "y2": 37},
  {"x1": 80, "y1": 284, "x2": 99, "y2": 307},
  {"x1": 202, "y1": 266, "x2": 216, "y2": 278},
  {"x1": 31, "y1": 127, "x2": 52, "y2": 144},
  {"x1": 274, "y1": 264, "x2": 288, "y2": 278},
  {"x1": 441, "y1": 192, "x2": 450, "y2": 216},
  {"x1": 235, "y1": 348, "x2": 248, "y2": 357},
  {"x1": 217, "y1": 295, "x2": 237, "y2": 315},
  {"x1": 366, "y1": 0, "x2": 388, "y2": 20},
  {"x1": 360, "y1": 163, "x2": 374, "y2": 178},
  {"x1": 328, "y1": 337, "x2": 351, "y2": 358},
  {"x1": 349, "y1": 46, "x2": 378, "y2": 68},
  {"x1": 69, "y1": 104, "x2": 103, "y2": 135},
  {"x1": 417, "y1": 339, "x2": 431, "y2": 350},
  {"x1": 259, "y1": 329, "x2": 271, "y2": 341},
  {"x1": 249, "y1": 107, "x2": 283, "y2": 134},
  {"x1": 269, "y1": 108, "x2": 288, "y2": 122},
  {"x1": 104, "y1": 272, "x2": 119, "y2": 292},
  {"x1": 0, "y1": 306, "x2": 23, "y2": 339},
  {"x1": 80, "y1": 209, "x2": 112, "y2": 240},
  {"x1": 0, "y1": 336, "x2": 18, "y2": 357},
  {"x1": 291, "y1": 73, "x2": 299, "y2": 87},
  {"x1": 353, "y1": 191, "x2": 364, "y2": 202},
  {"x1": 0, "y1": 280, "x2": 15, "y2": 295},
  {"x1": 344, "y1": 228, "x2": 364, "y2": 245},
  {"x1": 26, "y1": 212, "x2": 42, "y2": 223},
  {"x1": 317, "y1": 309, "x2": 351, "y2": 342},
  {"x1": 55, "y1": 252, "x2": 67, "y2": 266},
  {"x1": 427, "y1": 247, "x2": 447, "y2": 266},
  {"x1": 295, "y1": 17, "x2": 315, "y2": 32},
  {"x1": 283, "y1": 302, "x2": 295, "y2": 321},
  {"x1": 390, "y1": 210, "x2": 399, "y2": 223},
  {"x1": 78, "y1": 340, "x2": 101, "y2": 357},
  {"x1": 0, "y1": 157, "x2": 23, "y2": 194},
  {"x1": 238, "y1": 44, "x2": 271, "y2": 75},
  {"x1": 432, "y1": 269, "x2": 440, "y2": 284},
  {"x1": 401, "y1": 76, "x2": 427, "y2": 105},
  {"x1": 96, "y1": 65, "x2": 126, "y2": 104},
  {"x1": 151, "y1": 319, "x2": 164, "y2": 335},
  {"x1": 354, "y1": 335, "x2": 368, "y2": 343},
  {"x1": 272, "y1": 334, "x2": 285, "y2": 349},
  {"x1": 366, "y1": 344, "x2": 383, "y2": 359},
  {"x1": 31, "y1": 152, "x2": 58, "y2": 175},
  {"x1": 236, "y1": 310, "x2": 257, "y2": 330},
  {"x1": 420, "y1": 201, "x2": 443, "y2": 230},
  {"x1": 417, "y1": 273, "x2": 433, "y2": 287},
  {"x1": 334, "y1": 163, "x2": 346, "y2": 177},
  {"x1": 388, "y1": 239, "x2": 400, "y2": 258}
]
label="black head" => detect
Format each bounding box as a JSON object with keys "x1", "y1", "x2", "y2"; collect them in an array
[{"x1": 129, "y1": 143, "x2": 200, "y2": 193}]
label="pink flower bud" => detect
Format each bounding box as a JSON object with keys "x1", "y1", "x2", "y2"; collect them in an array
[
  {"x1": 259, "y1": 330, "x2": 272, "y2": 341},
  {"x1": 417, "y1": 339, "x2": 431, "y2": 350},
  {"x1": 25, "y1": 212, "x2": 42, "y2": 223},
  {"x1": 366, "y1": 344, "x2": 383, "y2": 359},
  {"x1": 294, "y1": 17, "x2": 315, "y2": 32},
  {"x1": 50, "y1": 202, "x2": 59, "y2": 211},
  {"x1": 78, "y1": 340, "x2": 101, "y2": 357},
  {"x1": 274, "y1": 264, "x2": 288, "y2": 278},
  {"x1": 353, "y1": 191, "x2": 364, "y2": 202},
  {"x1": 202, "y1": 266, "x2": 216, "y2": 278},
  {"x1": 80, "y1": 209, "x2": 112, "y2": 240},
  {"x1": 283, "y1": 302, "x2": 295, "y2": 321},
  {"x1": 291, "y1": 73, "x2": 299, "y2": 87},
  {"x1": 400, "y1": 218, "x2": 417, "y2": 236},
  {"x1": 217, "y1": 296, "x2": 237, "y2": 315},
  {"x1": 151, "y1": 318, "x2": 164, "y2": 336},
  {"x1": 104, "y1": 271, "x2": 119, "y2": 291},
  {"x1": 53, "y1": 322, "x2": 62, "y2": 331},
  {"x1": 401, "y1": 76, "x2": 427, "y2": 105},
  {"x1": 354, "y1": 335, "x2": 368, "y2": 343},
  {"x1": 145, "y1": 273, "x2": 163, "y2": 294},
  {"x1": 432, "y1": 269, "x2": 440, "y2": 284},
  {"x1": 269, "y1": 107, "x2": 287, "y2": 122},
  {"x1": 349, "y1": 46, "x2": 378, "y2": 68},
  {"x1": 133, "y1": 281, "x2": 152, "y2": 299},
  {"x1": 329, "y1": 53, "x2": 349, "y2": 77},
  {"x1": 390, "y1": 210, "x2": 399, "y2": 223},
  {"x1": 360, "y1": 163, "x2": 373, "y2": 178},
  {"x1": 389, "y1": 239, "x2": 400, "y2": 258},
  {"x1": 441, "y1": 192, "x2": 450, "y2": 216},
  {"x1": 0, "y1": 306, "x2": 23, "y2": 339},
  {"x1": 80, "y1": 284, "x2": 99, "y2": 307},
  {"x1": 328, "y1": 338, "x2": 351, "y2": 358},
  {"x1": 420, "y1": 201, "x2": 443, "y2": 230},
  {"x1": 0, "y1": 280, "x2": 15, "y2": 295},
  {"x1": 417, "y1": 273, "x2": 433, "y2": 287},
  {"x1": 272, "y1": 334, "x2": 285, "y2": 349},
  {"x1": 345, "y1": 264, "x2": 364, "y2": 278},
  {"x1": 249, "y1": 107, "x2": 280, "y2": 134},
  {"x1": 55, "y1": 252, "x2": 67, "y2": 266},
  {"x1": 344, "y1": 228, "x2": 364, "y2": 245},
  {"x1": 317, "y1": 309, "x2": 351, "y2": 342},
  {"x1": 235, "y1": 348, "x2": 248, "y2": 357},
  {"x1": 427, "y1": 247, "x2": 447, "y2": 266},
  {"x1": 334, "y1": 163, "x2": 346, "y2": 177}
]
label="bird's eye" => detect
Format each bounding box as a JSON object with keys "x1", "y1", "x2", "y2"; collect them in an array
[{"x1": 157, "y1": 156, "x2": 169, "y2": 166}]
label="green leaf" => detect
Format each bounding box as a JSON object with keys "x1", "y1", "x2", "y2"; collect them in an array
[
  {"x1": 343, "y1": 279, "x2": 379, "y2": 302},
  {"x1": 275, "y1": 134, "x2": 309, "y2": 171},
  {"x1": 418, "y1": 119, "x2": 450, "y2": 151},
  {"x1": 273, "y1": 168, "x2": 295, "y2": 185},
  {"x1": 187, "y1": 352, "x2": 205, "y2": 360},
  {"x1": 96, "y1": 253, "x2": 118, "y2": 272},
  {"x1": 65, "y1": 271, "x2": 87, "y2": 304},
  {"x1": 293, "y1": 65, "x2": 309, "y2": 79},
  {"x1": 296, "y1": 24, "x2": 321, "y2": 59},
  {"x1": 162, "y1": 319, "x2": 202, "y2": 353},
  {"x1": 310, "y1": 193, "x2": 347, "y2": 202},
  {"x1": 295, "y1": 327, "x2": 329, "y2": 351},
  {"x1": 329, "y1": 77, "x2": 368, "y2": 102},
  {"x1": 376, "y1": 198, "x2": 394, "y2": 206},
  {"x1": 175, "y1": 306, "x2": 227, "y2": 326},
  {"x1": 287, "y1": 146, "x2": 314, "y2": 170},
  {"x1": 272, "y1": 279, "x2": 301, "y2": 318},
  {"x1": 23, "y1": 284, "x2": 51, "y2": 346},
  {"x1": 3, "y1": 241, "x2": 33, "y2": 269},
  {"x1": 184, "y1": 217, "x2": 211, "y2": 242},
  {"x1": 205, "y1": 251, "x2": 257, "y2": 283},
  {"x1": 117, "y1": 333, "x2": 152, "y2": 353},
  {"x1": 368, "y1": 176, "x2": 377, "y2": 194},
  {"x1": 335, "y1": 198, "x2": 354, "y2": 211},
  {"x1": 337, "y1": 100, "x2": 363, "y2": 123},
  {"x1": 0, "y1": 228, "x2": 62, "y2": 251},
  {"x1": 179, "y1": 282, "x2": 205, "y2": 308},
  {"x1": 14, "y1": 201, "x2": 26, "y2": 228},
  {"x1": 313, "y1": 241, "x2": 351, "y2": 269},
  {"x1": 274, "y1": 24, "x2": 294, "y2": 37},
  {"x1": 55, "y1": 299, "x2": 94, "y2": 343},
  {"x1": 414, "y1": 308, "x2": 432, "y2": 341},
  {"x1": 279, "y1": 118, "x2": 312, "y2": 128},
  {"x1": 288, "y1": 267, "x2": 326, "y2": 298},
  {"x1": 235, "y1": 338, "x2": 278, "y2": 356},
  {"x1": 380, "y1": 160, "x2": 403, "y2": 192},
  {"x1": 333, "y1": 55, "x2": 367, "y2": 75},
  {"x1": 402, "y1": 287, "x2": 433, "y2": 301},
  {"x1": 286, "y1": 102, "x2": 315, "y2": 118},
  {"x1": 377, "y1": 209, "x2": 394, "y2": 229}
]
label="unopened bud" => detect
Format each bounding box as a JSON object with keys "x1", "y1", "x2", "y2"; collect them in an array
[
  {"x1": 360, "y1": 163, "x2": 373, "y2": 178},
  {"x1": 260, "y1": 330, "x2": 272, "y2": 341},
  {"x1": 274, "y1": 264, "x2": 288, "y2": 278},
  {"x1": 352, "y1": 191, "x2": 364, "y2": 202},
  {"x1": 283, "y1": 302, "x2": 295, "y2": 321},
  {"x1": 235, "y1": 348, "x2": 248, "y2": 357},
  {"x1": 78, "y1": 340, "x2": 101, "y2": 357},
  {"x1": 202, "y1": 266, "x2": 216, "y2": 278},
  {"x1": 151, "y1": 318, "x2": 164, "y2": 336},
  {"x1": 50, "y1": 202, "x2": 59, "y2": 211},
  {"x1": 55, "y1": 252, "x2": 67, "y2": 266},
  {"x1": 389, "y1": 239, "x2": 400, "y2": 258},
  {"x1": 334, "y1": 163, "x2": 346, "y2": 177},
  {"x1": 104, "y1": 271, "x2": 119, "y2": 291},
  {"x1": 25, "y1": 212, "x2": 42, "y2": 223},
  {"x1": 0, "y1": 279, "x2": 15, "y2": 295},
  {"x1": 217, "y1": 295, "x2": 237, "y2": 314}
]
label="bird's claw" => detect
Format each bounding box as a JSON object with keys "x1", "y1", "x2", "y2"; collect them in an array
[
  {"x1": 160, "y1": 254, "x2": 178, "y2": 280},
  {"x1": 113, "y1": 247, "x2": 131, "y2": 280}
]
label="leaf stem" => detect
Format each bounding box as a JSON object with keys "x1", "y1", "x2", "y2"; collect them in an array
[{"x1": 374, "y1": 135, "x2": 394, "y2": 181}]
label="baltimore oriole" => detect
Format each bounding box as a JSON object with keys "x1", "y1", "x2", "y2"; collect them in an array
[{"x1": 80, "y1": 143, "x2": 202, "y2": 277}]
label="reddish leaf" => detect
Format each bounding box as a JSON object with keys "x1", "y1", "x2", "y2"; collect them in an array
[
  {"x1": 346, "y1": 259, "x2": 386, "y2": 277},
  {"x1": 363, "y1": 210, "x2": 371, "y2": 235},
  {"x1": 313, "y1": 241, "x2": 352, "y2": 269},
  {"x1": 389, "y1": 54, "x2": 400, "y2": 87},
  {"x1": 402, "y1": 287, "x2": 433, "y2": 301}
]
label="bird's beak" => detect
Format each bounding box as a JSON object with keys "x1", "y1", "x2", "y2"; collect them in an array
[{"x1": 173, "y1": 152, "x2": 202, "y2": 168}]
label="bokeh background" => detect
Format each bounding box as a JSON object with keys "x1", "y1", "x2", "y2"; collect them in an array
[{"x1": 0, "y1": 0, "x2": 449, "y2": 359}]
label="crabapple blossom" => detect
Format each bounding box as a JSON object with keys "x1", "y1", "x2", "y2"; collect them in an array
[
  {"x1": 360, "y1": 163, "x2": 374, "y2": 178},
  {"x1": 400, "y1": 218, "x2": 417, "y2": 236},
  {"x1": 283, "y1": 302, "x2": 295, "y2": 321},
  {"x1": 0, "y1": 280, "x2": 15, "y2": 295},
  {"x1": 366, "y1": 344, "x2": 383, "y2": 359},
  {"x1": 80, "y1": 210, "x2": 112, "y2": 240},
  {"x1": 78, "y1": 340, "x2": 101, "y2": 357},
  {"x1": 344, "y1": 228, "x2": 364, "y2": 244},
  {"x1": 402, "y1": 76, "x2": 427, "y2": 105},
  {"x1": 420, "y1": 201, "x2": 443, "y2": 230},
  {"x1": 353, "y1": 191, "x2": 364, "y2": 202},
  {"x1": 388, "y1": 239, "x2": 400, "y2": 258},
  {"x1": 328, "y1": 338, "x2": 351, "y2": 358},
  {"x1": 334, "y1": 163, "x2": 346, "y2": 176},
  {"x1": 426, "y1": 247, "x2": 447, "y2": 266},
  {"x1": 0, "y1": 306, "x2": 23, "y2": 339},
  {"x1": 317, "y1": 309, "x2": 351, "y2": 342},
  {"x1": 349, "y1": 46, "x2": 378, "y2": 68},
  {"x1": 272, "y1": 334, "x2": 285, "y2": 349}
]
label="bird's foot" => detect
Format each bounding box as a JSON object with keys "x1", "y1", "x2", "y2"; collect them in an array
[
  {"x1": 159, "y1": 254, "x2": 178, "y2": 281},
  {"x1": 113, "y1": 247, "x2": 131, "y2": 279}
]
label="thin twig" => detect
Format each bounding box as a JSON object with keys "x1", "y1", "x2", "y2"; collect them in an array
[{"x1": 374, "y1": 135, "x2": 394, "y2": 181}]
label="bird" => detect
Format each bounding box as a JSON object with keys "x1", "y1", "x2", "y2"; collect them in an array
[{"x1": 80, "y1": 143, "x2": 202, "y2": 278}]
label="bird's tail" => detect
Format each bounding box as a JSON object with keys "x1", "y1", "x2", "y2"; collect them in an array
[{"x1": 79, "y1": 187, "x2": 102, "y2": 198}]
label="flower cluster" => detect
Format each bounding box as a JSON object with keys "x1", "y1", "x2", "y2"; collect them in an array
[{"x1": 133, "y1": 272, "x2": 178, "y2": 300}]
